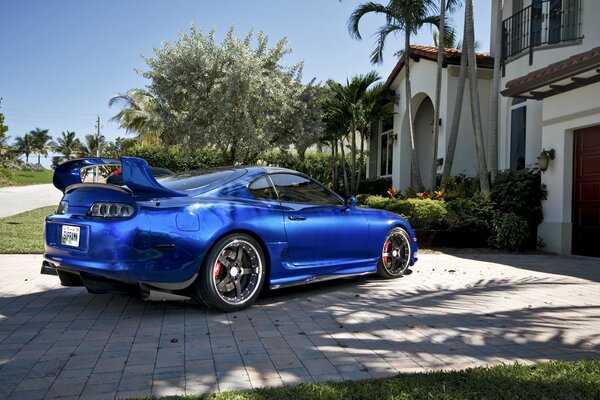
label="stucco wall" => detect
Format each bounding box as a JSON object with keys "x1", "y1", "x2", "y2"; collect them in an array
[
  {"x1": 538, "y1": 81, "x2": 600, "y2": 254},
  {"x1": 387, "y1": 58, "x2": 492, "y2": 190}
]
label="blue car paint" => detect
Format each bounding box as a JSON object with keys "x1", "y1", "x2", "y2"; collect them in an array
[{"x1": 44, "y1": 157, "x2": 418, "y2": 292}]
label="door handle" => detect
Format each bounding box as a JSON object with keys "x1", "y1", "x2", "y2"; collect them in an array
[{"x1": 288, "y1": 215, "x2": 306, "y2": 221}]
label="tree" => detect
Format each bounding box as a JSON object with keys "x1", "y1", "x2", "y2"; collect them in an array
[
  {"x1": 120, "y1": 26, "x2": 322, "y2": 165},
  {"x1": 430, "y1": 0, "x2": 462, "y2": 190},
  {"x1": 465, "y1": 0, "x2": 490, "y2": 196},
  {"x1": 14, "y1": 133, "x2": 35, "y2": 163},
  {"x1": 83, "y1": 134, "x2": 107, "y2": 157},
  {"x1": 52, "y1": 131, "x2": 84, "y2": 160},
  {"x1": 349, "y1": 0, "x2": 444, "y2": 191},
  {"x1": 0, "y1": 99, "x2": 10, "y2": 162},
  {"x1": 489, "y1": 0, "x2": 503, "y2": 183},
  {"x1": 30, "y1": 128, "x2": 52, "y2": 164},
  {"x1": 322, "y1": 72, "x2": 395, "y2": 195},
  {"x1": 108, "y1": 88, "x2": 164, "y2": 145}
]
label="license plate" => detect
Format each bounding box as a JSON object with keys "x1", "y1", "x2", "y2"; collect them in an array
[{"x1": 61, "y1": 225, "x2": 80, "y2": 247}]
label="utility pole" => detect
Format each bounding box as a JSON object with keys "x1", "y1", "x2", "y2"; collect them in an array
[
  {"x1": 95, "y1": 115, "x2": 101, "y2": 157},
  {"x1": 94, "y1": 116, "x2": 101, "y2": 182}
]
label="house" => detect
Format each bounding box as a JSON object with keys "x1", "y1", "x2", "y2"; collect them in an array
[
  {"x1": 368, "y1": 0, "x2": 600, "y2": 257},
  {"x1": 493, "y1": 0, "x2": 600, "y2": 256},
  {"x1": 366, "y1": 45, "x2": 494, "y2": 190}
]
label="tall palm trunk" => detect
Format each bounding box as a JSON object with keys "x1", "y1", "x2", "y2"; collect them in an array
[
  {"x1": 442, "y1": 19, "x2": 468, "y2": 180},
  {"x1": 490, "y1": 0, "x2": 502, "y2": 184},
  {"x1": 350, "y1": 128, "x2": 356, "y2": 194},
  {"x1": 405, "y1": 34, "x2": 423, "y2": 191},
  {"x1": 465, "y1": 0, "x2": 491, "y2": 196},
  {"x1": 339, "y1": 138, "x2": 350, "y2": 197},
  {"x1": 430, "y1": 0, "x2": 446, "y2": 191},
  {"x1": 331, "y1": 140, "x2": 338, "y2": 191},
  {"x1": 356, "y1": 129, "x2": 366, "y2": 194}
]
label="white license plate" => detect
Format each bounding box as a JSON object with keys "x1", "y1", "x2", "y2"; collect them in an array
[{"x1": 61, "y1": 225, "x2": 80, "y2": 247}]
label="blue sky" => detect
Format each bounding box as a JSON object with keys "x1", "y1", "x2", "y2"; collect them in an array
[{"x1": 0, "y1": 0, "x2": 491, "y2": 165}]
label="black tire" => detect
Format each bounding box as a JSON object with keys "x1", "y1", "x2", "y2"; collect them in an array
[
  {"x1": 193, "y1": 233, "x2": 265, "y2": 312},
  {"x1": 377, "y1": 227, "x2": 412, "y2": 279}
]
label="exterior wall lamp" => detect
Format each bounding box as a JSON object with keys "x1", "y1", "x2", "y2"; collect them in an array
[{"x1": 537, "y1": 148, "x2": 555, "y2": 173}]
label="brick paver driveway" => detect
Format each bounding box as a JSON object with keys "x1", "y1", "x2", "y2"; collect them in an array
[{"x1": 0, "y1": 252, "x2": 598, "y2": 399}]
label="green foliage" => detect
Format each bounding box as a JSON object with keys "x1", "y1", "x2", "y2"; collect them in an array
[
  {"x1": 440, "y1": 173, "x2": 481, "y2": 200},
  {"x1": 357, "y1": 195, "x2": 493, "y2": 248},
  {"x1": 443, "y1": 198, "x2": 493, "y2": 247},
  {"x1": 490, "y1": 168, "x2": 547, "y2": 250},
  {"x1": 0, "y1": 206, "x2": 56, "y2": 253},
  {"x1": 126, "y1": 144, "x2": 222, "y2": 173},
  {"x1": 126, "y1": 145, "x2": 364, "y2": 192},
  {"x1": 178, "y1": 360, "x2": 600, "y2": 399},
  {"x1": 491, "y1": 212, "x2": 531, "y2": 252},
  {"x1": 359, "y1": 177, "x2": 392, "y2": 196},
  {"x1": 132, "y1": 26, "x2": 322, "y2": 164}
]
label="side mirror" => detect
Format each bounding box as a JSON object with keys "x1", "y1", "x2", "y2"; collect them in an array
[{"x1": 345, "y1": 195, "x2": 357, "y2": 209}]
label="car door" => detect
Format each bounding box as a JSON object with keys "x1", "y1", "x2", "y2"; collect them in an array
[{"x1": 268, "y1": 173, "x2": 370, "y2": 268}]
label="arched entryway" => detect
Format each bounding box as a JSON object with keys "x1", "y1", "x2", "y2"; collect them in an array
[{"x1": 414, "y1": 96, "x2": 435, "y2": 189}]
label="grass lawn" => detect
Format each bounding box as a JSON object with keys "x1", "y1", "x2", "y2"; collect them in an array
[
  {"x1": 0, "y1": 168, "x2": 53, "y2": 186},
  {"x1": 0, "y1": 206, "x2": 55, "y2": 254},
  {"x1": 151, "y1": 359, "x2": 600, "y2": 400}
]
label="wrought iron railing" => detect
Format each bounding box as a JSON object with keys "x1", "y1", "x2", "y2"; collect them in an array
[{"x1": 501, "y1": 0, "x2": 582, "y2": 65}]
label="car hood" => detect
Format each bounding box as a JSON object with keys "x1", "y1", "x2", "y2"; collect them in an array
[{"x1": 53, "y1": 156, "x2": 186, "y2": 199}]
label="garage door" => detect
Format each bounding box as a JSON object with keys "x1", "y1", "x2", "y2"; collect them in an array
[{"x1": 573, "y1": 125, "x2": 600, "y2": 257}]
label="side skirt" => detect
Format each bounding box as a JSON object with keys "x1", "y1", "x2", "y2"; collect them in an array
[{"x1": 269, "y1": 271, "x2": 374, "y2": 290}]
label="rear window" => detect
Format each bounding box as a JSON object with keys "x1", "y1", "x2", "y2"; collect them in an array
[{"x1": 159, "y1": 168, "x2": 237, "y2": 192}]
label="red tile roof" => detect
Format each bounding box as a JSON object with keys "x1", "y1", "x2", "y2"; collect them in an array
[{"x1": 385, "y1": 45, "x2": 494, "y2": 88}]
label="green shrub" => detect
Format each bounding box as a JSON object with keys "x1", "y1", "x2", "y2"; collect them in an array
[
  {"x1": 491, "y1": 168, "x2": 547, "y2": 249},
  {"x1": 442, "y1": 198, "x2": 493, "y2": 247},
  {"x1": 490, "y1": 212, "x2": 531, "y2": 252},
  {"x1": 359, "y1": 177, "x2": 393, "y2": 196}
]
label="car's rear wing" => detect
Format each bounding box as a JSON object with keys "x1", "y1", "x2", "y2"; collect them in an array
[{"x1": 53, "y1": 156, "x2": 186, "y2": 198}]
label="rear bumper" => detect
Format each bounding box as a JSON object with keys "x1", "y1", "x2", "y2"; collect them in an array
[{"x1": 43, "y1": 212, "x2": 207, "y2": 289}]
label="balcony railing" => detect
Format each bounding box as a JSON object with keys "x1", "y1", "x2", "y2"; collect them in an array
[{"x1": 501, "y1": 0, "x2": 582, "y2": 66}]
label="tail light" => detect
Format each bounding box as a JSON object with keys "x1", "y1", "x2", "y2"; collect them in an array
[{"x1": 88, "y1": 202, "x2": 135, "y2": 218}]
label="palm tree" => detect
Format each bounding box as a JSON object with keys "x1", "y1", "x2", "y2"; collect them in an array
[
  {"x1": 14, "y1": 133, "x2": 35, "y2": 163},
  {"x1": 52, "y1": 131, "x2": 84, "y2": 160},
  {"x1": 83, "y1": 134, "x2": 106, "y2": 157},
  {"x1": 29, "y1": 128, "x2": 52, "y2": 165},
  {"x1": 109, "y1": 89, "x2": 163, "y2": 145},
  {"x1": 430, "y1": 0, "x2": 463, "y2": 190},
  {"x1": 465, "y1": 0, "x2": 490, "y2": 196},
  {"x1": 489, "y1": 0, "x2": 503, "y2": 183},
  {"x1": 349, "y1": 0, "x2": 444, "y2": 190},
  {"x1": 323, "y1": 72, "x2": 393, "y2": 195}
]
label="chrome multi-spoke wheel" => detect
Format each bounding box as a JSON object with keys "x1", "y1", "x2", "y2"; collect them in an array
[
  {"x1": 194, "y1": 234, "x2": 265, "y2": 312},
  {"x1": 377, "y1": 227, "x2": 411, "y2": 278}
]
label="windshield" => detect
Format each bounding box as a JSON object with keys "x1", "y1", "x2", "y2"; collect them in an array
[{"x1": 159, "y1": 168, "x2": 237, "y2": 192}]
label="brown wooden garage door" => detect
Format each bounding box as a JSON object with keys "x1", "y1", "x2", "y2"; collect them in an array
[{"x1": 573, "y1": 125, "x2": 600, "y2": 257}]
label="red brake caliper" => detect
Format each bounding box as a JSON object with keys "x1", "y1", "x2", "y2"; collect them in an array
[
  {"x1": 214, "y1": 260, "x2": 222, "y2": 277},
  {"x1": 383, "y1": 240, "x2": 390, "y2": 265}
]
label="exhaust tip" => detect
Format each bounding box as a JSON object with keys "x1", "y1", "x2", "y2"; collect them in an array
[{"x1": 41, "y1": 261, "x2": 58, "y2": 276}]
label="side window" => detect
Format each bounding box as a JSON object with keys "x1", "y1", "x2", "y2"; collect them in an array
[
  {"x1": 248, "y1": 175, "x2": 277, "y2": 200},
  {"x1": 270, "y1": 173, "x2": 342, "y2": 205}
]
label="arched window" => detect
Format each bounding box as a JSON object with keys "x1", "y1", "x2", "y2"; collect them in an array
[{"x1": 510, "y1": 97, "x2": 527, "y2": 169}]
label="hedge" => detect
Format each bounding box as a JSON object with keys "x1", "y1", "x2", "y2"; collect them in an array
[{"x1": 356, "y1": 195, "x2": 493, "y2": 247}]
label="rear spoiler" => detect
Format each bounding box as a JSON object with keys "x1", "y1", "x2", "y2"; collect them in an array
[{"x1": 53, "y1": 156, "x2": 186, "y2": 198}]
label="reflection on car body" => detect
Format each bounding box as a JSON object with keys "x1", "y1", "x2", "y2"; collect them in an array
[{"x1": 42, "y1": 157, "x2": 418, "y2": 312}]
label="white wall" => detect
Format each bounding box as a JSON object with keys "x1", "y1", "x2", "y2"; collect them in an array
[
  {"x1": 493, "y1": 0, "x2": 600, "y2": 171},
  {"x1": 388, "y1": 58, "x2": 493, "y2": 190},
  {"x1": 538, "y1": 82, "x2": 600, "y2": 254}
]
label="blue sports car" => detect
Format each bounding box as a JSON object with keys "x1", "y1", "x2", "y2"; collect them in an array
[{"x1": 42, "y1": 157, "x2": 418, "y2": 312}]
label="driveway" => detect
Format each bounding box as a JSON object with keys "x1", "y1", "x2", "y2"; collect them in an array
[
  {"x1": 0, "y1": 184, "x2": 62, "y2": 218},
  {"x1": 0, "y1": 252, "x2": 598, "y2": 399}
]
